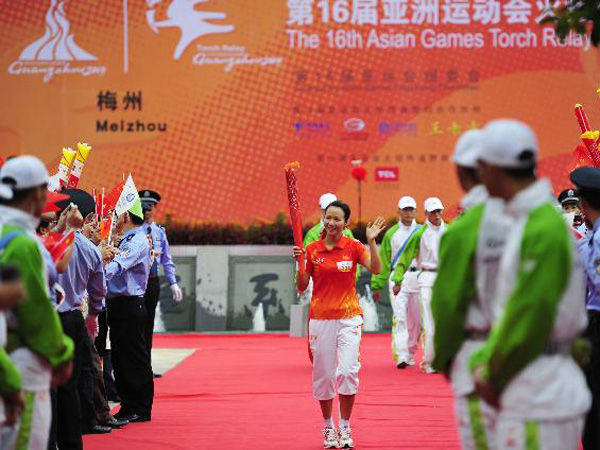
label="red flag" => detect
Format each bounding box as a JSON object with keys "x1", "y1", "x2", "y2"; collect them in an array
[
  {"x1": 43, "y1": 190, "x2": 70, "y2": 214},
  {"x1": 102, "y1": 179, "x2": 126, "y2": 217},
  {"x1": 42, "y1": 230, "x2": 75, "y2": 262},
  {"x1": 99, "y1": 215, "x2": 112, "y2": 239}
]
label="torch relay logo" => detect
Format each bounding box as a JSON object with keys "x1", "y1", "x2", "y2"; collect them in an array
[
  {"x1": 8, "y1": 0, "x2": 106, "y2": 82},
  {"x1": 146, "y1": 0, "x2": 235, "y2": 60},
  {"x1": 146, "y1": 0, "x2": 282, "y2": 72}
]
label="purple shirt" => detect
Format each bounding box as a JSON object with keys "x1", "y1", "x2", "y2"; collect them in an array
[
  {"x1": 105, "y1": 226, "x2": 150, "y2": 298},
  {"x1": 57, "y1": 232, "x2": 106, "y2": 315},
  {"x1": 147, "y1": 221, "x2": 177, "y2": 285},
  {"x1": 39, "y1": 243, "x2": 59, "y2": 306},
  {"x1": 577, "y1": 219, "x2": 600, "y2": 312}
]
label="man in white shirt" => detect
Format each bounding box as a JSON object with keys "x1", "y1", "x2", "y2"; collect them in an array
[
  {"x1": 392, "y1": 197, "x2": 446, "y2": 373},
  {"x1": 371, "y1": 196, "x2": 422, "y2": 368}
]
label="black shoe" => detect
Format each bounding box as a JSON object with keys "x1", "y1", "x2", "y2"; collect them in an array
[
  {"x1": 153, "y1": 373, "x2": 162, "y2": 378},
  {"x1": 101, "y1": 416, "x2": 129, "y2": 428},
  {"x1": 82, "y1": 425, "x2": 112, "y2": 435},
  {"x1": 396, "y1": 362, "x2": 408, "y2": 369},
  {"x1": 123, "y1": 413, "x2": 151, "y2": 423},
  {"x1": 114, "y1": 409, "x2": 131, "y2": 420}
]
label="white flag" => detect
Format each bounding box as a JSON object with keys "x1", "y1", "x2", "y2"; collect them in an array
[{"x1": 114, "y1": 174, "x2": 140, "y2": 217}]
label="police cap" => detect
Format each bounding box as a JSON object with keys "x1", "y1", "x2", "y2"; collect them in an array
[
  {"x1": 557, "y1": 188, "x2": 580, "y2": 205},
  {"x1": 139, "y1": 189, "x2": 161, "y2": 210},
  {"x1": 570, "y1": 167, "x2": 600, "y2": 193}
]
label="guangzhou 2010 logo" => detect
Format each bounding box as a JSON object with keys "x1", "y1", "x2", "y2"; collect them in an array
[{"x1": 8, "y1": 0, "x2": 106, "y2": 82}]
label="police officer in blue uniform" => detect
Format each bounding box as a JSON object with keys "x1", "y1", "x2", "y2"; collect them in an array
[
  {"x1": 138, "y1": 190, "x2": 182, "y2": 378},
  {"x1": 105, "y1": 204, "x2": 154, "y2": 423},
  {"x1": 558, "y1": 187, "x2": 587, "y2": 235},
  {"x1": 570, "y1": 167, "x2": 600, "y2": 449}
]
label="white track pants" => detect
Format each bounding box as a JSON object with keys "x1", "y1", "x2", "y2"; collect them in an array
[
  {"x1": 0, "y1": 349, "x2": 51, "y2": 450},
  {"x1": 495, "y1": 415, "x2": 584, "y2": 450},
  {"x1": 455, "y1": 394, "x2": 498, "y2": 450},
  {"x1": 418, "y1": 271, "x2": 437, "y2": 367},
  {"x1": 309, "y1": 316, "x2": 363, "y2": 400},
  {"x1": 0, "y1": 390, "x2": 51, "y2": 450},
  {"x1": 389, "y1": 273, "x2": 420, "y2": 364}
]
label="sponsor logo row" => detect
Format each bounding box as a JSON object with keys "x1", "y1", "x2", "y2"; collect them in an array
[{"x1": 293, "y1": 118, "x2": 417, "y2": 139}]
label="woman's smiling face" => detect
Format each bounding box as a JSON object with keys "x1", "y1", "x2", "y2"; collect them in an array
[{"x1": 324, "y1": 206, "x2": 347, "y2": 237}]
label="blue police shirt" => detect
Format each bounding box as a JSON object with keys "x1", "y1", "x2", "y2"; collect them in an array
[
  {"x1": 39, "y1": 243, "x2": 59, "y2": 306},
  {"x1": 146, "y1": 221, "x2": 176, "y2": 285},
  {"x1": 577, "y1": 218, "x2": 600, "y2": 312},
  {"x1": 57, "y1": 232, "x2": 106, "y2": 315},
  {"x1": 105, "y1": 226, "x2": 150, "y2": 298}
]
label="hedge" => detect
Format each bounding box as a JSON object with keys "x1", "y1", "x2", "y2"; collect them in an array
[{"x1": 164, "y1": 212, "x2": 394, "y2": 245}]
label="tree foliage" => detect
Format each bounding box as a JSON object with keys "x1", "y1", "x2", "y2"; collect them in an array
[{"x1": 542, "y1": 1, "x2": 600, "y2": 47}]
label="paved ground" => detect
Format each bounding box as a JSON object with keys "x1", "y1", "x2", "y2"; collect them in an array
[{"x1": 151, "y1": 348, "x2": 196, "y2": 375}]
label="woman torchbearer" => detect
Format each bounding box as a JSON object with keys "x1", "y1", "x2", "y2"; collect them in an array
[{"x1": 294, "y1": 200, "x2": 384, "y2": 449}]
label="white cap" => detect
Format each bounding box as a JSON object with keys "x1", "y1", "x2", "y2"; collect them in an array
[
  {"x1": 452, "y1": 129, "x2": 484, "y2": 168},
  {"x1": 318, "y1": 192, "x2": 337, "y2": 210},
  {"x1": 0, "y1": 155, "x2": 49, "y2": 200},
  {"x1": 398, "y1": 196, "x2": 416, "y2": 209},
  {"x1": 424, "y1": 197, "x2": 444, "y2": 212},
  {"x1": 479, "y1": 119, "x2": 538, "y2": 169}
]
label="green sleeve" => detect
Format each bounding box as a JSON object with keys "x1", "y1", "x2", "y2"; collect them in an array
[
  {"x1": 391, "y1": 226, "x2": 425, "y2": 285},
  {"x1": 0, "y1": 347, "x2": 21, "y2": 395},
  {"x1": 431, "y1": 207, "x2": 483, "y2": 374},
  {"x1": 343, "y1": 227, "x2": 354, "y2": 238},
  {"x1": 469, "y1": 206, "x2": 569, "y2": 392},
  {"x1": 2, "y1": 235, "x2": 74, "y2": 368},
  {"x1": 370, "y1": 226, "x2": 396, "y2": 291},
  {"x1": 303, "y1": 223, "x2": 321, "y2": 247}
]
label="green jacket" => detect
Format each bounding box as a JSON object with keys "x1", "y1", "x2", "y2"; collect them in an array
[
  {"x1": 390, "y1": 225, "x2": 427, "y2": 285},
  {"x1": 0, "y1": 317, "x2": 19, "y2": 396},
  {"x1": 469, "y1": 203, "x2": 573, "y2": 392},
  {"x1": 370, "y1": 224, "x2": 400, "y2": 291},
  {"x1": 1, "y1": 224, "x2": 74, "y2": 374},
  {"x1": 431, "y1": 204, "x2": 485, "y2": 374}
]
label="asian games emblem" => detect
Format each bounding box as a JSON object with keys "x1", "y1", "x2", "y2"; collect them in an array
[{"x1": 8, "y1": 0, "x2": 106, "y2": 82}]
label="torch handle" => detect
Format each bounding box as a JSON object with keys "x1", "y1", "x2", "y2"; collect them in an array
[
  {"x1": 575, "y1": 104, "x2": 592, "y2": 133},
  {"x1": 284, "y1": 165, "x2": 305, "y2": 279},
  {"x1": 575, "y1": 104, "x2": 600, "y2": 167},
  {"x1": 581, "y1": 136, "x2": 600, "y2": 168}
]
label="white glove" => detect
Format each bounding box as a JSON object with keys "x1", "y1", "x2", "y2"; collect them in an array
[
  {"x1": 85, "y1": 314, "x2": 99, "y2": 339},
  {"x1": 170, "y1": 284, "x2": 183, "y2": 303}
]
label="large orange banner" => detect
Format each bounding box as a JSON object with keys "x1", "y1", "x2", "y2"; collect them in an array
[{"x1": 1, "y1": 0, "x2": 599, "y2": 224}]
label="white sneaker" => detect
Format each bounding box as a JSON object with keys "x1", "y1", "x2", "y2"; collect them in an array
[
  {"x1": 338, "y1": 426, "x2": 354, "y2": 448},
  {"x1": 322, "y1": 426, "x2": 339, "y2": 448},
  {"x1": 423, "y1": 364, "x2": 437, "y2": 374}
]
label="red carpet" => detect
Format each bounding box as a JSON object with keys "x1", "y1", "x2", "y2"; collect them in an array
[{"x1": 84, "y1": 333, "x2": 459, "y2": 449}]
